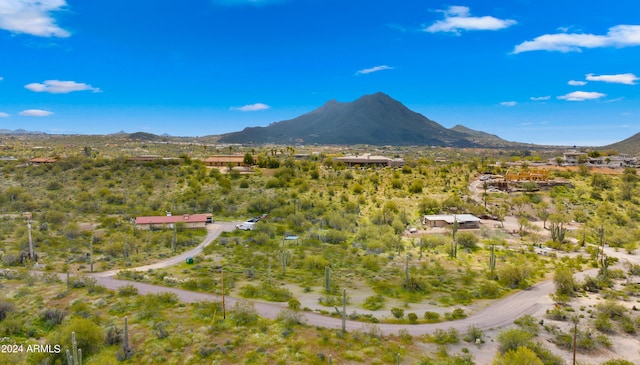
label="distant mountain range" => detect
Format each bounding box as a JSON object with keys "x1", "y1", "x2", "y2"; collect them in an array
[
  {"x1": 0, "y1": 129, "x2": 46, "y2": 135},
  {"x1": 1, "y1": 93, "x2": 638, "y2": 153},
  {"x1": 218, "y1": 92, "x2": 523, "y2": 147}
]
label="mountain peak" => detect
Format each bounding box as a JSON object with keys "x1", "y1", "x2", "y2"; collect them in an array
[{"x1": 218, "y1": 93, "x2": 504, "y2": 146}]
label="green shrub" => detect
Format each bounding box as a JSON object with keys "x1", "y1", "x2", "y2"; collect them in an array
[
  {"x1": 49, "y1": 317, "x2": 104, "y2": 361},
  {"x1": 390, "y1": 307, "x2": 404, "y2": 319},
  {"x1": 40, "y1": 308, "x2": 66, "y2": 329},
  {"x1": 514, "y1": 314, "x2": 540, "y2": 335},
  {"x1": 118, "y1": 284, "x2": 139, "y2": 297},
  {"x1": 497, "y1": 328, "x2": 533, "y2": 353},
  {"x1": 240, "y1": 283, "x2": 292, "y2": 302},
  {"x1": 423, "y1": 311, "x2": 440, "y2": 323},
  {"x1": 231, "y1": 301, "x2": 258, "y2": 326},
  {"x1": 431, "y1": 328, "x2": 459, "y2": 345},
  {"x1": 445, "y1": 308, "x2": 466, "y2": 320},
  {"x1": 362, "y1": 295, "x2": 385, "y2": 311},
  {"x1": 0, "y1": 300, "x2": 15, "y2": 321},
  {"x1": 463, "y1": 325, "x2": 484, "y2": 344}
]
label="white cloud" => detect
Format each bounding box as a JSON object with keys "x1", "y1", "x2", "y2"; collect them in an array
[
  {"x1": 425, "y1": 5, "x2": 516, "y2": 34},
  {"x1": 568, "y1": 80, "x2": 587, "y2": 86},
  {"x1": 557, "y1": 91, "x2": 606, "y2": 101},
  {"x1": 230, "y1": 103, "x2": 270, "y2": 112},
  {"x1": 513, "y1": 24, "x2": 640, "y2": 53},
  {"x1": 0, "y1": 112, "x2": 9, "y2": 117},
  {"x1": 355, "y1": 65, "x2": 394, "y2": 75},
  {"x1": 586, "y1": 73, "x2": 638, "y2": 85},
  {"x1": 0, "y1": 0, "x2": 70, "y2": 37},
  {"x1": 19, "y1": 109, "x2": 54, "y2": 116},
  {"x1": 530, "y1": 96, "x2": 551, "y2": 101},
  {"x1": 500, "y1": 101, "x2": 517, "y2": 107},
  {"x1": 25, "y1": 80, "x2": 101, "y2": 94}
]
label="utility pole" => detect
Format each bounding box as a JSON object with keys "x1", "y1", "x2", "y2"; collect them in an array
[
  {"x1": 172, "y1": 224, "x2": 177, "y2": 254},
  {"x1": 89, "y1": 236, "x2": 94, "y2": 273},
  {"x1": 221, "y1": 268, "x2": 226, "y2": 319},
  {"x1": 341, "y1": 289, "x2": 347, "y2": 334},
  {"x1": 572, "y1": 316, "x2": 579, "y2": 365}
]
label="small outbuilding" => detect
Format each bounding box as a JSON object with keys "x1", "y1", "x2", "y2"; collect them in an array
[{"x1": 423, "y1": 214, "x2": 481, "y2": 229}]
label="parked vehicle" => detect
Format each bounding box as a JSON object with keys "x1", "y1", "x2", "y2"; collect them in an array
[{"x1": 235, "y1": 221, "x2": 256, "y2": 230}]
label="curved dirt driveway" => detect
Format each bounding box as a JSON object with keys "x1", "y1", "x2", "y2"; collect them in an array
[
  {"x1": 94, "y1": 272, "x2": 566, "y2": 336},
  {"x1": 90, "y1": 222, "x2": 237, "y2": 278},
  {"x1": 84, "y1": 222, "x2": 604, "y2": 336}
]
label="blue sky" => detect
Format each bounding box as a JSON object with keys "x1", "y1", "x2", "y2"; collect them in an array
[{"x1": 1, "y1": 0, "x2": 639, "y2": 146}]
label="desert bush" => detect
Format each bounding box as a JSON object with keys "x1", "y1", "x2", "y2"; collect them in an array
[
  {"x1": 423, "y1": 311, "x2": 440, "y2": 322},
  {"x1": 497, "y1": 328, "x2": 533, "y2": 353},
  {"x1": 595, "y1": 313, "x2": 615, "y2": 333},
  {"x1": 105, "y1": 326, "x2": 122, "y2": 345},
  {"x1": 49, "y1": 317, "x2": 104, "y2": 361},
  {"x1": 456, "y1": 232, "x2": 478, "y2": 250},
  {"x1": 445, "y1": 308, "x2": 466, "y2": 320},
  {"x1": 497, "y1": 263, "x2": 532, "y2": 289},
  {"x1": 407, "y1": 312, "x2": 418, "y2": 323},
  {"x1": 0, "y1": 300, "x2": 15, "y2": 321},
  {"x1": 493, "y1": 347, "x2": 542, "y2": 365},
  {"x1": 118, "y1": 284, "x2": 139, "y2": 297},
  {"x1": 231, "y1": 301, "x2": 258, "y2": 326},
  {"x1": 546, "y1": 307, "x2": 568, "y2": 321},
  {"x1": 362, "y1": 295, "x2": 385, "y2": 311},
  {"x1": 463, "y1": 325, "x2": 484, "y2": 344},
  {"x1": 287, "y1": 298, "x2": 301, "y2": 311},
  {"x1": 514, "y1": 314, "x2": 540, "y2": 335},
  {"x1": 277, "y1": 309, "x2": 305, "y2": 327},
  {"x1": 390, "y1": 307, "x2": 404, "y2": 319},
  {"x1": 600, "y1": 359, "x2": 635, "y2": 365},
  {"x1": 431, "y1": 328, "x2": 459, "y2": 345},
  {"x1": 596, "y1": 300, "x2": 627, "y2": 319},
  {"x1": 240, "y1": 283, "x2": 292, "y2": 302},
  {"x1": 69, "y1": 275, "x2": 98, "y2": 289},
  {"x1": 40, "y1": 308, "x2": 66, "y2": 328}
]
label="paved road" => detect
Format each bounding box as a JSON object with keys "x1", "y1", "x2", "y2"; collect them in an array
[{"x1": 81, "y1": 222, "x2": 611, "y2": 336}]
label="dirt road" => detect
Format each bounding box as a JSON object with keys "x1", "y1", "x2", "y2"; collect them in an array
[
  {"x1": 83, "y1": 221, "x2": 603, "y2": 336},
  {"x1": 93, "y1": 264, "x2": 598, "y2": 336},
  {"x1": 90, "y1": 222, "x2": 237, "y2": 278},
  {"x1": 85, "y1": 220, "x2": 625, "y2": 337}
]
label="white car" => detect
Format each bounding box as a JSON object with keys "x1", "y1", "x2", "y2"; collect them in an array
[{"x1": 235, "y1": 222, "x2": 256, "y2": 230}]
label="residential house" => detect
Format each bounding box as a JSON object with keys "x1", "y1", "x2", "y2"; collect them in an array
[
  {"x1": 135, "y1": 213, "x2": 213, "y2": 230},
  {"x1": 334, "y1": 154, "x2": 405, "y2": 168},
  {"x1": 423, "y1": 214, "x2": 481, "y2": 229},
  {"x1": 204, "y1": 155, "x2": 247, "y2": 167}
]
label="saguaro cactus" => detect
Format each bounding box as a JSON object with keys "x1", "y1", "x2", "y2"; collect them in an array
[
  {"x1": 490, "y1": 245, "x2": 496, "y2": 272},
  {"x1": 341, "y1": 289, "x2": 347, "y2": 334},
  {"x1": 66, "y1": 332, "x2": 82, "y2": 365},
  {"x1": 123, "y1": 316, "x2": 130, "y2": 356},
  {"x1": 117, "y1": 316, "x2": 134, "y2": 361},
  {"x1": 324, "y1": 266, "x2": 331, "y2": 292},
  {"x1": 550, "y1": 222, "x2": 566, "y2": 243},
  {"x1": 405, "y1": 254, "x2": 410, "y2": 286}
]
